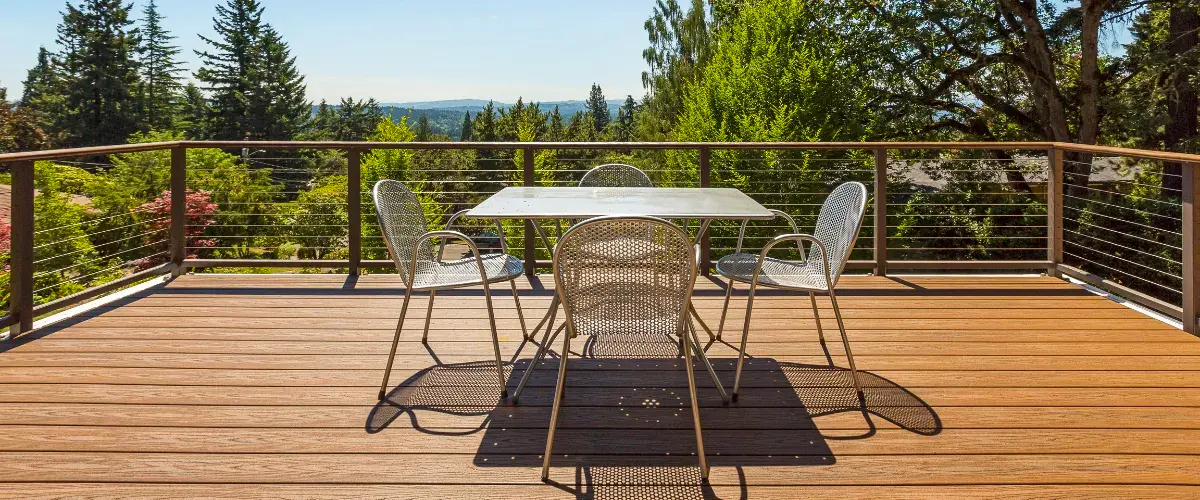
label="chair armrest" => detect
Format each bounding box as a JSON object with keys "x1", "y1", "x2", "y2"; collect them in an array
[
  {"x1": 757, "y1": 233, "x2": 832, "y2": 288},
  {"x1": 439, "y1": 209, "x2": 510, "y2": 259},
  {"x1": 734, "y1": 209, "x2": 801, "y2": 257},
  {"x1": 408, "y1": 230, "x2": 490, "y2": 284}
]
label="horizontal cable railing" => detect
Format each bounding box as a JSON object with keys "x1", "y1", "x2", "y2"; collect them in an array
[{"x1": 0, "y1": 141, "x2": 1195, "y2": 337}]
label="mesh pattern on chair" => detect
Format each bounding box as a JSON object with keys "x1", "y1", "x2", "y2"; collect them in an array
[
  {"x1": 715, "y1": 182, "x2": 867, "y2": 290},
  {"x1": 373, "y1": 179, "x2": 524, "y2": 289},
  {"x1": 808, "y1": 182, "x2": 867, "y2": 285},
  {"x1": 555, "y1": 218, "x2": 694, "y2": 342},
  {"x1": 578, "y1": 164, "x2": 654, "y2": 188},
  {"x1": 373, "y1": 180, "x2": 436, "y2": 285}
]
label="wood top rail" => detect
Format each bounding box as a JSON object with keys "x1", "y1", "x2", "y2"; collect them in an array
[{"x1": 4, "y1": 140, "x2": 1200, "y2": 164}]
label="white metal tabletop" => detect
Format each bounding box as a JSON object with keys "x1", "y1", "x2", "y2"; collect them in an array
[{"x1": 465, "y1": 187, "x2": 774, "y2": 220}]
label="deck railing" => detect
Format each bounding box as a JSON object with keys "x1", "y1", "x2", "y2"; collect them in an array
[{"x1": 0, "y1": 140, "x2": 1196, "y2": 337}]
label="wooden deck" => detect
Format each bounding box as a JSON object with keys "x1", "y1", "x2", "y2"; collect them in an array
[{"x1": 1, "y1": 274, "x2": 1198, "y2": 498}]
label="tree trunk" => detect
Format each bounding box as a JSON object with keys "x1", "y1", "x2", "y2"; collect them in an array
[{"x1": 1164, "y1": 5, "x2": 1199, "y2": 194}]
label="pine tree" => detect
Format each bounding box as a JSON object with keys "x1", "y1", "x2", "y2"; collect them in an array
[
  {"x1": 586, "y1": 83, "x2": 610, "y2": 131},
  {"x1": 615, "y1": 95, "x2": 637, "y2": 141},
  {"x1": 195, "y1": 0, "x2": 263, "y2": 140},
  {"x1": 415, "y1": 114, "x2": 432, "y2": 141},
  {"x1": 195, "y1": 0, "x2": 308, "y2": 141},
  {"x1": 252, "y1": 26, "x2": 309, "y2": 140},
  {"x1": 460, "y1": 111, "x2": 472, "y2": 141},
  {"x1": 19, "y1": 47, "x2": 65, "y2": 141},
  {"x1": 137, "y1": 0, "x2": 184, "y2": 132},
  {"x1": 548, "y1": 105, "x2": 564, "y2": 141},
  {"x1": 179, "y1": 82, "x2": 209, "y2": 139},
  {"x1": 473, "y1": 101, "x2": 497, "y2": 141},
  {"x1": 54, "y1": 0, "x2": 144, "y2": 147}
]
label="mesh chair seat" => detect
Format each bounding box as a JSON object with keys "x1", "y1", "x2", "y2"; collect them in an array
[
  {"x1": 716, "y1": 252, "x2": 830, "y2": 291},
  {"x1": 411, "y1": 253, "x2": 524, "y2": 290}
]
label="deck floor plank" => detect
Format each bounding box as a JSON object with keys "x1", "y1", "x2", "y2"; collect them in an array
[{"x1": 2, "y1": 274, "x2": 1198, "y2": 498}]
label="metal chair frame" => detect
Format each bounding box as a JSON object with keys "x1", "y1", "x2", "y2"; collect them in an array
[
  {"x1": 373, "y1": 180, "x2": 528, "y2": 401},
  {"x1": 715, "y1": 182, "x2": 869, "y2": 403},
  {"x1": 539, "y1": 215, "x2": 713, "y2": 481}
]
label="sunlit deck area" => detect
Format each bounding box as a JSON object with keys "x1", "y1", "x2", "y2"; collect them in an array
[{"x1": 0, "y1": 273, "x2": 1197, "y2": 498}]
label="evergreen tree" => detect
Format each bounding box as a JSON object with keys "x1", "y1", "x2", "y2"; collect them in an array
[
  {"x1": 195, "y1": 0, "x2": 263, "y2": 140},
  {"x1": 459, "y1": 111, "x2": 472, "y2": 141},
  {"x1": 252, "y1": 26, "x2": 309, "y2": 140},
  {"x1": 472, "y1": 101, "x2": 498, "y2": 141},
  {"x1": 415, "y1": 114, "x2": 432, "y2": 141},
  {"x1": 548, "y1": 105, "x2": 564, "y2": 141},
  {"x1": 54, "y1": 0, "x2": 144, "y2": 147},
  {"x1": 179, "y1": 82, "x2": 209, "y2": 139},
  {"x1": 19, "y1": 47, "x2": 66, "y2": 142},
  {"x1": 586, "y1": 83, "x2": 610, "y2": 131},
  {"x1": 616, "y1": 95, "x2": 636, "y2": 141},
  {"x1": 196, "y1": 0, "x2": 308, "y2": 141},
  {"x1": 137, "y1": 0, "x2": 184, "y2": 132}
]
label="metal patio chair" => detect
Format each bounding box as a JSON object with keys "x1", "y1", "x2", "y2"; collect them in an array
[
  {"x1": 577, "y1": 163, "x2": 654, "y2": 188},
  {"x1": 373, "y1": 180, "x2": 528, "y2": 401},
  {"x1": 715, "y1": 182, "x2": 869, "y2": 403},
  {"x1": 539, "y1": 215, "x2": 716, "y2": 481}
]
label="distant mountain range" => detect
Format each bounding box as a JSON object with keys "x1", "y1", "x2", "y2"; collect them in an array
[
  {"x1": 333, "y1": 99, "x2": 629, "y2": 140},
  {"x1": 380, "y1": 99, "x2": 625, "y2": 116}
]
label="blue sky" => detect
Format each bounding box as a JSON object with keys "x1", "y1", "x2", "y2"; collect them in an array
[{"x1": 0, "y1": 0, "x2": 654, "y2": 103}]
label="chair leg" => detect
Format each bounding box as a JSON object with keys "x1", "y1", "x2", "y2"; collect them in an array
[
  {"x1": 828, "y1": 290, "x2": 864, "y2": 399},
  {"x1": 510, "y1": 280, "x2": 529, "y2": 340},
  {"x1": 682, "y1": 318, "x2": 710, "y2": 480},
  {"x1": 513, "y1": 305, "x2": 563, "y2": 404},
  {"x1": 688, "y1": 302, "x2": 716, "y2": 342},
  {"x1": 687, "y1": 321, "x2": 729, "y2": 405},
  {"x1": 378, "y1": 288, "x2": 413, "y2": 400},
  {"x1": 731, "y1": 280, "x2": 759, "y2": 402},
  {"x1": 421, "y1": 290, "x2": 437, "y2": 344},
  {"x1": 716, "y1": 279, "x2": 735, "y2": 341},
  {"x1": 480, "y1": 280, "x2": 508, "y2": 399},
  {"x1": 541, "y1": 328, "x2": 574, "y2": 481},
  {"x1": 809, "y1": 291, "x2": 826, "y2": 344}
]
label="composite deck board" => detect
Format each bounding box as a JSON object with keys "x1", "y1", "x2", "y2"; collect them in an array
[{"x1": 1, "y1": 274, "x2": 1198, "y2": 498}]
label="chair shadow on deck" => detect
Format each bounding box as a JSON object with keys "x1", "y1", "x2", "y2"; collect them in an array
[{"x1": 367, "y1": 335, "x2": 941, "y2": 499}]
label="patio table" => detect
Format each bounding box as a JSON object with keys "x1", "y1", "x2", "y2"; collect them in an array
[{"x1": 466, "y1": 186, "x2": 774, "y2": 402}]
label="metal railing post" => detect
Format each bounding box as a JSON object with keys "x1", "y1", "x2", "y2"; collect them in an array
[
  {"x1": 8, "y1": 161, "x2": 34, "y2": 337},
  {"x1": 873, "y1": 148, "x2": 887, "y2": 276},
  {"x1": 1184, "y1": 162, "x2": 1198, "y2": 335},
  {"x1": 170, "y1": 147, "x2": 186, "y2": 277},
  {"x1": 1048, "y1": 148, "x2": 1064, "y2": 278},
  {"x1": 347, "y1": 148, "x2": 362, "y2": 276},
  {"x1": 523, "y1": 147, "x2": 536, "y2": 277},
  {"x1": 699, "y1": 146, "x2": 711, "y2": 276}
]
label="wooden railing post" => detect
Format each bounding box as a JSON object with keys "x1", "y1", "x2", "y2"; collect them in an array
[
  {"x1": 347, "y1": 148, "x2": 362, "y2": 276},
  {"x1": 1048, "y1": 148, "x2": 1064, "y2": 278},
  {"x1": 523, "y1": 147, "x2": 536, "y2": 277},
  {"x1": 1183, "y1": 162, "x2": 1198, "y2": 335},
  {"x1": 170, "y1": 147, "x2": 186, "y2": 277},
  {"x1": 699, "y1": 146, "x2": 711, "y2": 276},
  {"x1": 8, "y1": 161, "x2": 34, "y2": 337},
  {"x1": 873, "y1": 148, "x2": 887, "y2": 276}
]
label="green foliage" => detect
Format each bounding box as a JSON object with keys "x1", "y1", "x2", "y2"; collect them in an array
[
  {"x1": 137, "y1": 0, "x2": 185, "y2": 132},
  {"x1": 586, "y1": 84, "x2": 610, "y2": 131},
  {"x1": 196, "y1": 0, "x2": 309, "y2": 141},
  {"x1": 310, "y1": 98, "x2": 384, "y2": 141},
  {"x1": 53, "y1": 0, "x2": 144, "y2": 147}
]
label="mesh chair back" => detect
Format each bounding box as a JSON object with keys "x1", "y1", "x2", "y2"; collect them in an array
[
  {"x1": 578, "y1": 164, "x2": 653, "y2": 187},
  {"x1": 373, "y1": 180, "x2": 436, "y2": 285},
  {"x1": 809, "y1": 182, "x2": 868, "y2": 286},
  {"x1": 553, "y1": 216, "x2": 695, "y2": 341}
]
